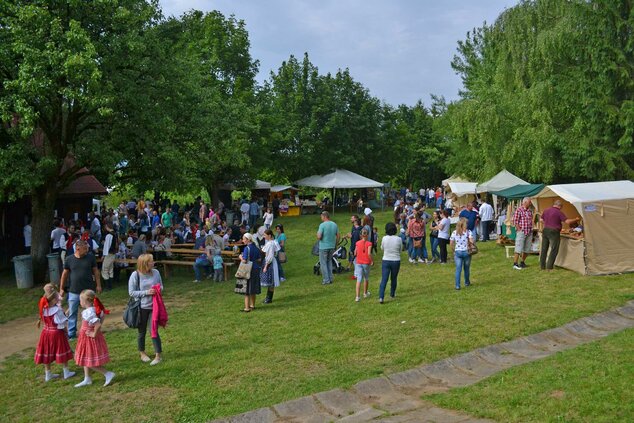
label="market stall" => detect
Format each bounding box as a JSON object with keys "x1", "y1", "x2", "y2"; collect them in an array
[
  {"x1": 445, "y1": 181, "x2": 478, "y2": 209},
  {"x1": 533, "y1": 180, "x2": 634, "y2": 275},
  {"x1": 270, "y1": 185, "x2": 301, "y2": 217}
]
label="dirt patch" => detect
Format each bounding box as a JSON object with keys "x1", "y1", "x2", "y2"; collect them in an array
[
  {"x1": 0, "y1": 296, "x2": 191, "y2": 364},
  {"x1": 550, "y1": 390, "x2": 566, "y2": 399}
]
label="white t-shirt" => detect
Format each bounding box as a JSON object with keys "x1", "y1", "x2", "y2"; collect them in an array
[
  {"x1": 263, "y1": 212, "x2": 274, "y2": 226},
  {"x1": 381, "y1": 235, "x2": 402, "y2": 261},
  {"x1": 51, "y1": 227, "x2": 66, "y2": 249},
  {"x1": 479, "y1": 202, "x2": 494, "y2": 221},
  {"x1": 450, "y1": 230, "x2": 473, "y2": 251},
  {"x1": 24, "y1": 225, "x2": 32, "y2": 247},
  {"x1": 438, "y1": 217, "x2": 451, "y2": 240},
  {"x1": 102, "y1": 233, "x2": 114, "y2": 255}
]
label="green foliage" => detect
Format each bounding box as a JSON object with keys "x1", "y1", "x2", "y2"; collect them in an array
[{"x1": 444, "y1": 0, "x2": 634, "y2": 183}]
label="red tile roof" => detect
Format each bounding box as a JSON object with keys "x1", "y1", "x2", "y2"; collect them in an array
[{"x1": 60, "y1": 171, "x2": 107, "y2": 197}]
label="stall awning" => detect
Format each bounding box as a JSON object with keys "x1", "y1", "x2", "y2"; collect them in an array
[
  {"x1": 447, "y1": 182, "x2": 477, "y2": 196},
  {"x1": 491, "y1": 183, "x2": 545, "y2": 200},
  {"x1": 270, "y1": 185, "x2": 296, "y2": 192},
  {"x1": 534, "y1": 180, "x2": 634, "y2": 214}
]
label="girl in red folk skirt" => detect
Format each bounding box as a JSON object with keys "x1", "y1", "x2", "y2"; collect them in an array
[
  {"x1": 73, "y1": 289, "x2": 116, "y2": 387},
  {"x1": 35, "y1": 284, "x2": 76, "y2": 382}
]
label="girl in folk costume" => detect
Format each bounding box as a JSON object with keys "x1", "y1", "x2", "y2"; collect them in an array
[
  {"x1": 73, "y1": 290, "x2": 116, "y2": 387},
  {"x1": 35, "y1": 284, "x2": 76, "y2": 382}
]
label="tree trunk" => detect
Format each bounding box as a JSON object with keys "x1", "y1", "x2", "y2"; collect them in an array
[
  {"x1": 30, "y1": 181, "x2": 58, "y2": 283},
  {"x1": 205, "y1": 186, "x2": 215, "y2": 208},
  {"x1": 211, "y1": 185, "x2": 220, "y2": 208}
]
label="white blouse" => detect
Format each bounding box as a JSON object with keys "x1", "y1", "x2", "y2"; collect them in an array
[
  {"x1": 262, "y1": 240, "x2": 279, "y2": 265},
  {"x1": 43, "y1": 305, "x2": 68, "y2": 329},
  {"x1": 81, "y1": 307, "x2": 101, "y2": 326},
  {"x1": 450, "y1": 230, "x2": 473, "y2": 252}
]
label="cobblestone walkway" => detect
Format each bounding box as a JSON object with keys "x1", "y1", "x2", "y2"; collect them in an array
[{"x1": 212, "y1": 300, "x2": 634, "y2": 423}]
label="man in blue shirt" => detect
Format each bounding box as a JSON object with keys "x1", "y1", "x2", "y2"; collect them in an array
[
  {"x1": 459, "y1": 202, "x2": 479, "y2": 241},
  {"x1": 249, "y1": 199, "x2": 259, "y2": 230},
  {"x1": 317, "y1": 211, "x2": 340, "y2": 285}
]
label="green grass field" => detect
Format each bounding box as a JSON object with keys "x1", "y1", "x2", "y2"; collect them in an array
[{"x1": 0, "y1": 211, "x2": 632, "y2": 422}]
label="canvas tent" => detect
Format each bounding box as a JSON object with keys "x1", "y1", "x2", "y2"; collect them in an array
[
  {"x1": 477, "y1": 169, "x2": 528, "y2": 193},
  {"x1": 295, "y1": 169, "x2": 383, "y2": 213},
  {"x1": 533, "y1": 180, "x2": 634, "y2": 275},
  {"x1": 445, "y1": 181, "x2": 478, "y2": 208},
  {"x1": 442, "y1": 175, "x2": 468, "y2": 187}
]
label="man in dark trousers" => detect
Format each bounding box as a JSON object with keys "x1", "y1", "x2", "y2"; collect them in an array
[{"x1": 60, "y1": 240, "x2": 101, "y2": 339}]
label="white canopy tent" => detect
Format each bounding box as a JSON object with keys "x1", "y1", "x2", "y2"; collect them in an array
[
  {"x1": 295, "y1": 169, "x2": 383, "y2": 213},
  {"x1": 446, "y1": 181, "x2": 478, "y2": 209},
  {"x1": 477, "y1": 169, "x2": 528, "y2": 193},
  {"x1": 270, "y1": 185, "x2": 295, "y2": 193},
  {"x1": 533, "y1": 180, "x2": 634, "y2": 275},
  {"x1": 442, "y1": 174, "x2": 468, "y2": 187}
]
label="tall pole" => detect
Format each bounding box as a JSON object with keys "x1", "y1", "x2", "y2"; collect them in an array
[{"x1": 333, "y1": 187, "x2": 336, "y2": 214}]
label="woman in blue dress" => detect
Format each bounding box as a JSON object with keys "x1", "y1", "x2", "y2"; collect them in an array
[{"x1": 239, "y1": 233, "x2": 261, "y2": 312}]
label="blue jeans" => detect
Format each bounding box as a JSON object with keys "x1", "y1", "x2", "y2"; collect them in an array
[
  {"x1": 193, "y1": 257, "x2": 212, "y2": 280},
  {"x1": 67, "y1": 292, "x2": 81, "y2": 338},
  {"x1": 430, "y1": 236, "x2": 440, "y2": 259},
  {"x1": 379, "y1": 260, "x2": 400, "y2": 299},
  {"x1": 249, "y1": 214, "x2": 258, "y2": 229},
  {"x1": 410, "y1": 237, "x2": 423, "y2": 260},
  {"x1": 454, "y1": 250, "x2": 471, "y2": 288},
  {"x1": 276, "y1": 254, "x2": 285, "y2": 279},
  {"x1": 319, "y1": 248, "x2": 334, "y2": 283}
]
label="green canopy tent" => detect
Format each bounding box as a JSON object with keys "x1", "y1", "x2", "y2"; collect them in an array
[{"x1": 491, "y1": 183, "x2": 545, "y2": 200}]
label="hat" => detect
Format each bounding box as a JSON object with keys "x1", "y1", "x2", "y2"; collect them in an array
[
  {"x1": 364, "y1": 207, "x2": 372, "y2": 216},
  {"x1": 242, "y1": 233, "x2": 253, "y2": 242}
]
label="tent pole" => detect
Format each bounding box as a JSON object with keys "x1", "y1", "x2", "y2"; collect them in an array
[{"x1": 333, "y1": 187, "x2": 336, "y2": 214}]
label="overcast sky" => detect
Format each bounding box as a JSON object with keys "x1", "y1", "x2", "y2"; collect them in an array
[{"x1": 160, "y1": 0, "x2": 517, "y2": 106}]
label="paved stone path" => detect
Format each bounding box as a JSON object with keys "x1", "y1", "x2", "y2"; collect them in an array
[{"x1": 211, "y1": 300, "x2": 634, "y2": 423}]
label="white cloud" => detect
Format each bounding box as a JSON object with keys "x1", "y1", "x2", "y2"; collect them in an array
[{"x1": 160, "y1": 0, "x2": 517, "y2": 105}]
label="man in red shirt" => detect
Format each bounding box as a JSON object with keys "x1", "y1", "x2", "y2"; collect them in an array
[
  {"x1": 540, "y1": 200, "x2": 580, "y2": 270},
  {"x1": 512, "y1": 197, "x2": 534, "y2": 270}
]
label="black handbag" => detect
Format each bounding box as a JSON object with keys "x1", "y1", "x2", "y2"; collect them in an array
[{"x1": 123, "y1": 271, "x2": 142, "y2": 328}]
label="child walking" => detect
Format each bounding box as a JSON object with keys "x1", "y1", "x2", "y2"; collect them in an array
[
  {"x1": 354, "y1": 229, "x2": 373, "y2": 302},
  {"x1": 35, "y1": 284, "x2": 76, "y2": 382},
  {"x1": 73, "y1": 289, "x2": 115, "y2": 387},
  {"x1": 212, "y1": 250, "x2": 224, "y2": 282}
]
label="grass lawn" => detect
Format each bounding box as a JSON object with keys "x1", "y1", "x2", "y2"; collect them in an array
[
  {"x1": 425, "y1": 327, "x2": 634, "y2": 422},
  {"x1": 0, "y1": 211, "x2": 632, "y2": 422}
]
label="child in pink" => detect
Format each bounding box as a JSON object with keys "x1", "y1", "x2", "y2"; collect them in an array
[
  {"x1": 73, "y1": 289, "x2": 115, "y2": 387},
  {"x1": 34, "y1": 283, "x2": 76, "y2": 381}
]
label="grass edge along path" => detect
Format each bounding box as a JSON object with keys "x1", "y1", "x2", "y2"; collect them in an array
[{"x1": 212, "y1": 300, "x2": 634, "y2": 422}]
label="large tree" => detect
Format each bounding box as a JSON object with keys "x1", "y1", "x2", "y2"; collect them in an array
[
  {"x1": 0, "y1": 0, "x2": 163, "y2": 279},
  {"x1": 443, "y1": 0, "x2": 634, "y2": 182}
]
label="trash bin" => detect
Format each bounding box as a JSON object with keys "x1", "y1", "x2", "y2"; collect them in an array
[
  {"x1": 47, "y1": 253, "x2": 62, "y2": 285},
  {"x1": 225, "y1": 211, "x2": 235, "y2": 225},
  {"x1": 12, "y1": 255, "x2": 34, "y2": 289}
]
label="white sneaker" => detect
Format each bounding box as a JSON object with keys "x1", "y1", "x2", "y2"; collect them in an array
[
  {"x1": 408, "y1": 258, "x2": 415, "y2": 264},
  {"x1": 74, "y1": 378, "x2": 92, "y2": 388},
  {"x1": 104, "y1": 371, "x2": 116, "y2": 386},
  {"x1": 355, "y1": 296, "x2": 360, "y2": 302},
  {"x1": 150, "y1": 357, "x2": 162, "y2": 366},
  {"x1": 45, "y1": 373, "x2": 60, "y2": 382},
  {"x1": 63, "y1": 369, "x2": 76, "y2": 379},
  {"x1": 513, "y1": 264, "x2": 522, "y2": 270},
  {"x1": 364, "y1": 291, "x2": 371, "y2": 298},
  {"x1": 417, "y1": 258, "x2": 425, "y2": 264},
  {"x1": 193, "y1": 279, "x2": 201, "y2": 283}
]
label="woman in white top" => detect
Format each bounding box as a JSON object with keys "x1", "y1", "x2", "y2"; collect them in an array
[
  {"x1": 263, "y1": 208, "x2": 274, "y2": 229},
  {"x1": 437, "y1": 209, "x2": 451, "y2": 264},
  {"x1": 378, "y1": 222, "x2": 402, "y2": 303},
  {"x1": 260, "y1": 229, "x2": 280, "y2": 304},
  {"x1": 450, "y1": 218, "x2": 474, "y2": 290}
]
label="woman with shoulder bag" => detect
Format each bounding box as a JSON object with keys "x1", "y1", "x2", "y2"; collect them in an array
[
  {"x1": 429, "y1": 211, "x2": 441, "y2": 263},
  {"x1": 449, "y1": 218, "x2": 474, "y2": 290},
  {"x1": 128, "y1": 254, "x2": 164, "y2": 365},
  {"x1": 239, "y1": 233, "x2": 261, "y2": 312},
  {"x1": 274, "y1": 224, "x2": 287, "y2": 281}
]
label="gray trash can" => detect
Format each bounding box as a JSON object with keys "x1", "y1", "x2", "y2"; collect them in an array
[
  {"x1": 225, "y1": 211, "x2": 235, "y2": 225},
  {"x1": 12, "y1": 255, "x2": 34, "y2": 289},
  {"x1": 47, "y1": 253, "x2": 62, "y2": 285}
]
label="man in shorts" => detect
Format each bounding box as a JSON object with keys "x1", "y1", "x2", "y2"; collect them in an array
[{"x1": 512, "y1": 197, "x2": 534, "y2": 270}]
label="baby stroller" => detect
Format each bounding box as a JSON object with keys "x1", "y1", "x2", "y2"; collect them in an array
[{"x1": 313, "y1": 238, "x2": 348, "y2": 276}]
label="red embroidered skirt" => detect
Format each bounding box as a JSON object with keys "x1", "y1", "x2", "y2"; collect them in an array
[
  {"x1": 34, "y1": 324, "x2": 74, "y2": 365},
  {"x1": 74, "y1": 321, "x2": 110, "y2": 367}
]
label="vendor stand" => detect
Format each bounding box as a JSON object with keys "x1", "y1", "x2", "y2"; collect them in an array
[{"x1": 533, "y1": 180, "x2": 634, "y2": 275}]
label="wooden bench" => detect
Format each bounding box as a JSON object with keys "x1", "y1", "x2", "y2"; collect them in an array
[{"x1": 158, "y1": 259, "x2": 236, "y2": 281}]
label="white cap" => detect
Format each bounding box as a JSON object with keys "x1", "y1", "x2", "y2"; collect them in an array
[{"x1": 364, "y1": 207, "x2": 372, "y2": 216}]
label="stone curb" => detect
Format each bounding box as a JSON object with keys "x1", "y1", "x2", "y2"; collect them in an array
[{"x1": 211, "y1": 301, "x2": 634, "y2": 422}]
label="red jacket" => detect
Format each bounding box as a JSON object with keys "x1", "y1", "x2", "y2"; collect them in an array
[{"x1": 151, "y1": 284, "x2": 168, "y2": 338}]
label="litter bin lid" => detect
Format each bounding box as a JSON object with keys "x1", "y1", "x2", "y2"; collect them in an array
[
  {"x1": 46, "y1": 253, "x2": 61, "y2": 258},
  {"x1": 12, "y1": 255, "x2": 32, "y2": 262}
]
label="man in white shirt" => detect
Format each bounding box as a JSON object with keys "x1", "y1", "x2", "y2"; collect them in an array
[
  {"x1": 101, "y1": 224, "x2": 116, "y2": 290},
  {"x1": 478, "y1": 199, "x2": 494, "y2": 241},
  {"x1": 23, "y1": 222, "x2": 32, "y2": 254},
  {"x1": 240, "y1": 201, "x2": 250, "y2": 226},
  {"x1": 50, "y1": 220, "x2": 66, "y2": 254}
]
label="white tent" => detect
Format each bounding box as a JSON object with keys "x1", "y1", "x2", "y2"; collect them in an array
[
  {"x1": 295, "y1": 169, "x2": 383, "y2": 189},
  {"x1": 295, "y1": 169, "x2": 383, "y2": 213},
  {"x1": 442, "y1": 174, "x2": 468, "y2": 187},
  {"x1": 533, "y1": 180, "x2": 634, "y2": 275},
  {"x1": 477, "y1": 169, "x2": 529, "y2": 193},
  {"x1": 445, "y1": 181, "x2": 478, "y2": 209},
  {"x1": 270, "y1": 185, "x2": 295, "y2": 193}
]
